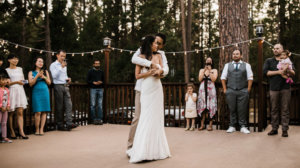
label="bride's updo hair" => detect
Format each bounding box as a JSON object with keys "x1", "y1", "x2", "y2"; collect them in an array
[{"x1": 141, "y1": 35, "x2": 156, "y2": 61}]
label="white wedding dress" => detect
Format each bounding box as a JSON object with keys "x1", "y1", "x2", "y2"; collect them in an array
[{"x1": 126, "y1": 66, "x2": 171, "y2": 163}]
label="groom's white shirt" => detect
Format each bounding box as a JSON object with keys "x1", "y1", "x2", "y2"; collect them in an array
[{"x1": 132, "y1": 48, "x2": 169, "y2": 91}]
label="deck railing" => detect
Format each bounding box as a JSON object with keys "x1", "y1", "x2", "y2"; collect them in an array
[{"x1": 21, "y1": 82, "x2": 300, "y2": 134}]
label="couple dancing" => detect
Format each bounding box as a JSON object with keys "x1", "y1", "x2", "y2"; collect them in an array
[{"x1": 126, "y1": 34, "x2": 171, "y2": 163}]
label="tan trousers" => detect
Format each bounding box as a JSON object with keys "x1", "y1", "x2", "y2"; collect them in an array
[{"x1": 127, "y1": 91, "x2": 141, "y2": 149}]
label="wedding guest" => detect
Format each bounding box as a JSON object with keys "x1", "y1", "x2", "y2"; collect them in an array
[
  {"x1": 6, "y1": 54, "x2": 28, "y2": 139},
  {"x1": 221, "y1": 49, "x2": 253, "y2": 134},
  {"x1": 197, "y1": 57, "x2": 218, "y2": 131},
  {"x1": 50, "y1": 50, "x2": 78, "y2": 131},
  {"x1": 87, "y1": 59, "x2": 104, "y2": 125},
  {"x1": 263, "y1": 44, "x2": 295, "y2": 137},
  {"x1": 0, "y1": 55, "x2": 9, "y2": 79},
  {"x1": 277, "y1": 50, "x2": 294, "y2": 84},
  {"x1": 127, "y1": 33, "x2": 169, "y2": 149},
  {"x1": 0, "y1": 75, "x2": 12, "y2": 143},
  {"x1": 28, "y1": 57, "x2": 51, "y2": 135},
  {"x1": 185, "y1": 83, "x2": 197, "y2": 131}
]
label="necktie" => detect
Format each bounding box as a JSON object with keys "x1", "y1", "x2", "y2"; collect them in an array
[{"x1": 235, "y1": 63, "x2": 239, "y2": 70}]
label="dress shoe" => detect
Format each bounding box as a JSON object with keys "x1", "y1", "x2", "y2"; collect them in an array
[
  {"x1": 68, "y1": 123, "x2": 79, "y2": 129},
  {"x1": 267, "y1": 130, "x2": 278, "y2": 136},
  {"x1": 240, "y1": 127, "x2": 250, "y2": 134},
  {"x1": 58, "y1": 127, "x2": 71, "y2": 131},
  {"x1": 226, "y1": 126, "x2": 236, "y2": 133},
  {"x1": 282, "y1": 131, "x2": 288, "y2": 137},
  {"x1": 19, "y1": 135, "x2": 29, "y2": 140}
]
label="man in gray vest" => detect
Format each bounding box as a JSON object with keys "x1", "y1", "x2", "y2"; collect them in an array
[{"x1": 221, "y1": 49, "x2": 253, "y2": 134}]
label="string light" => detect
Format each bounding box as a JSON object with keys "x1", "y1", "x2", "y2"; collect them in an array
[
  {"x1": 72, "y1": 53, "x2": 75, "y2": 57},
  {"x1": 4, "y1": 37, "x2": 292, "y2": 57}
]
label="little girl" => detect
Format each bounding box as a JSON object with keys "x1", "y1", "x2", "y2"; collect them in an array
[
  {"x1": 0, "y1": 75, "x2": 12, "y2": 143},
  {"x1": 277, "y1": 50, "x2": 293, "y2": 84},
  {"x1": 185, "y1": 83, "x2": 197, "y2": 131}
]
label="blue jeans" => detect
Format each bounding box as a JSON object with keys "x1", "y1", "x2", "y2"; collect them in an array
[{"x1": 90, "y1": 88, "x2": 104, "y2": 121}]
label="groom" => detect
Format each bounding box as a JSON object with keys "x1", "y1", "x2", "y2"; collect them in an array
[{"x1": 127, "y1": 33, "x2": 169, "y2": 149}]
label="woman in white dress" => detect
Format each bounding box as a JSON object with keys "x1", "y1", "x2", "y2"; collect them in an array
[
  {"x1": 126, "y1": 35, "x2": 171, "y2": 163},
  {"x1": 6, "y1": 54, "x2": 28, "y2": 139}
]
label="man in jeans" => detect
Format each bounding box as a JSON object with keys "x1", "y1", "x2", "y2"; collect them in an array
[
  {"x1": 263, "y1": 44, "x2": 295, "y2": 137},
  {"x1": 87, "y1": 59, "x2": 104, "y2": 125},
  {"x1": 50, "y1": 50, "x2": 78, "y2": 131}
]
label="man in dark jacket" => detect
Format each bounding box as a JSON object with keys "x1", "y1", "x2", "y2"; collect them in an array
[{"x1": 87, "y1": 59, "x2": 105, "y2": 125}]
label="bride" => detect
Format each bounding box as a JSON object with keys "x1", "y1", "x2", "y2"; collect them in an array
[{"x1": 126, "y1": 35, "x2": 171, "y2": 163}]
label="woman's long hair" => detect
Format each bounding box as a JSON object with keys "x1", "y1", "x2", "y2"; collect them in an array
[
  {"x1": 141, "y1": 35, "x2": 156, "y2": 61},
  {"x1": 32, "y1": 57, "x2": 47, "y2": 75}
]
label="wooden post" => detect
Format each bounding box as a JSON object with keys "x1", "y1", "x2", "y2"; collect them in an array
[
  {"x1": 257, "y1": 39, "x2": 264, "y2": 131},
  {"x1": 103, "y1": 48, "x2": 110, "y2": 123},
  {"x1": 104, "y1": 48, "x2": 110, "y2": 84}
]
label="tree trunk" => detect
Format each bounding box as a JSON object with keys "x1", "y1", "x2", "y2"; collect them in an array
[
  {"x1": 130, "y1": 0, "x2": 136, "y2": 41},
  {"x1": 44, "y1": 0, "x2": 52, "y2": 69},
  {"x1": 218, "y1": 0, "x2": 248, "y2": 130},
  {"x1": 219, "y1": 0, "x2": 249, "y2": 71},
  {"x1": 186, "y1": 0, "x2": 192, "y2": 78},
  {"x1": 278, "y1": 0, "x2": 286, "y2": 44},
  {"x1": 180, "y1": 0, "x2": 189, "y2": 83},
  {"x1": 20, "y1": 0, "x2": 27, "y2": 68}
]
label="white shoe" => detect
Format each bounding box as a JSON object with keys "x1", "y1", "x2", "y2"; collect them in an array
[
  {"x1": 226, "y1": 126, "x2": 236, "y2": 133},
  {"x1": 240, "y1": 127, "x2": 250, "y2": 134}
]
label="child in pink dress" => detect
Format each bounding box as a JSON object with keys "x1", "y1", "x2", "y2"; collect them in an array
[
  {"x1": 277, "y1": 50, "x2": 293, "y2": 84},
  {"x1": 0, "y1": 75, "x2": 12, "y2": 143}
]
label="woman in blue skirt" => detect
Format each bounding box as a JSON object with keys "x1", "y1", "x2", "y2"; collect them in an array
[{"x1": 28, "y1": 57, "x2": 51, "y2": 135}]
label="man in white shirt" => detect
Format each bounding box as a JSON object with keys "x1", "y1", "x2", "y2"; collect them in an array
[
  {"x1": 50, "y1": 50, "x2": 78, "y2": 131},
  {"x1": 127, "y1": 33, "x2": 169, "y2": 149},
  {"x1": 221, "y1": 49, "x2": 253, "y2": 134}
]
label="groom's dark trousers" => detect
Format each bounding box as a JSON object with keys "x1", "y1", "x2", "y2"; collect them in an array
[{"x1": 127, "y1": 91, "x2": 141, "y2": 149}]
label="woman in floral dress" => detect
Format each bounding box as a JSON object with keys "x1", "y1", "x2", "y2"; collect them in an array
[{"x1": 197, "y1": 57, "x2": 218, "y2": 131}]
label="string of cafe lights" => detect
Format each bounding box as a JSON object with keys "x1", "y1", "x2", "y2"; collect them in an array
[{"x1": 1, "y1": 37, "x2": 300, "y2": 56}]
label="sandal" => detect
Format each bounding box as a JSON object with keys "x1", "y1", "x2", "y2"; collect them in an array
[{"x1": 198, "y1": 126, "x2": 205, "y2": 131}]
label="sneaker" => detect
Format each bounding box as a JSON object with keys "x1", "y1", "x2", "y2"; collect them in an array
[
  {"x1": 240, "y1": 127, "x2": 250, "y2": 134},
  {"x1": 2, "y1": 138, "x2": 12, "y2": 143},
  {"x1": 226, "y1": 126, "x2": 236, "y2": 133}
]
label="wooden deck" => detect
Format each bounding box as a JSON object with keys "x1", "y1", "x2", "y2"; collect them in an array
[{"x1": 0, "y1": 124, "x2": 300, "y2": 168}]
